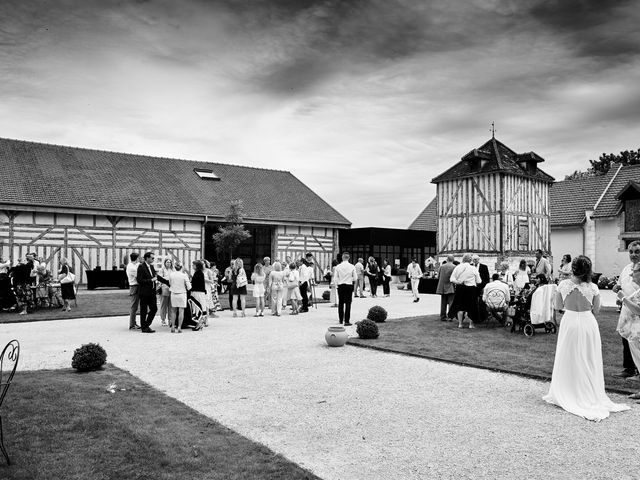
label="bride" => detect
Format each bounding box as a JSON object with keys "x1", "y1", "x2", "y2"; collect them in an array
[{"x1": 543, "y1": 255, "x2": 630, "y2": 421}]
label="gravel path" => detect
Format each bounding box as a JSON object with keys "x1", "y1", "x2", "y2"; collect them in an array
[{"x1": 1, "y1": 289, "x2": 636, "y2": 479}]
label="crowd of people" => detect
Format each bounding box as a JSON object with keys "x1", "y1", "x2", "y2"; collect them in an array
[{"x1": 0, "y1": 252, "x2": 76, "y2": 315}]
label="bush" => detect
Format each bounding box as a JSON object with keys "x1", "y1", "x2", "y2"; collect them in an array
[
  {"x1": 322, "y1": 290, "x2": 330, "y2": 301},
  {"x1": 367, "y1": 305, "x2": 388, "y2": 323},
  {"x1": 72, "y1": 343, "x2": 107, "y2": 372},
  {"x1": 356, "y1": 319, "x2": 379, "y2": 339}
]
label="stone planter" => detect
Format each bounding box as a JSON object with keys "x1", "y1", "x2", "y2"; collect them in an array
[{"x1": 325, "y1": 326, "x2": 348, "y2": 347}]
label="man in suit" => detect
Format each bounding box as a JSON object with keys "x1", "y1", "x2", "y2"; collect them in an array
[
  {"x1": 136, "y1": 251, "x2": 168, "y2": 333},
  {"x1": 436, "y1": 254, "x2": 456, "y2": 321},
  {"x1": 472, "y1": 255, "x2": 491, "y2": 322},
  {"x1": 534, "y1": 249, "x2": 552, "y2": 281}
]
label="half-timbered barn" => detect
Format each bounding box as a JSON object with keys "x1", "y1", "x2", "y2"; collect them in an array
[
  {"x1": 0, "y1": 138, "x2": 350, "y2": 284},
  {"x1": 429, "y1": 137, "x2": 554, "y2": 268}
]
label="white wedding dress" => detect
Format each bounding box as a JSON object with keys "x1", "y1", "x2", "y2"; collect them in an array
[{"x1": 543, "y1": 280, "x2": 630, "y2": 421}]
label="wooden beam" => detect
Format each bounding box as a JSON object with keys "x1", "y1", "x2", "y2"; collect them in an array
[{"x1": 471, "y1": 177, "x2": 493, "y2": 212}]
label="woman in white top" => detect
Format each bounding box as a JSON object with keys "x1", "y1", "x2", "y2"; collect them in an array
[
  {"x1": 449, "y1": 253, "x2": 481, "y2": 328},
  {"x1": 158, "y1": 258, "x2": 174, "y2": 326},
  {"x1": 513, "y1": 259, "x2": 530, "y2": 293},
  {"x1": 232, "y1": 258, "x2": 248, "y2": 318},
  {"x1": 268, "y1": 262, "x2": 286, "y2": 316},
  {"x1": 557, "y1": 254, "x2": 572, "y2": 281},
  {"x1": 168, "y1": 261, "x2": 191, "y2": 333},
  {"x1": 251, "y1": 263, "x2": 266, "y2": 317},
  {"x1": 543, "y1": 255, "x2": 629, "y2": 421}
]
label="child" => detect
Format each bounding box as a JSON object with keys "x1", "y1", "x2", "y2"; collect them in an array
[{"x1": 251, "y1": 263, "x2": 266, "y2": 317}]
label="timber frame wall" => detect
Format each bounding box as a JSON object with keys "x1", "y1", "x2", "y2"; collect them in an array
[
  {"x1": 0, "y1": 210, "x2": 202, "y2": 285},
  {"x1": 437, "y1": 173, "x2": 551, "y2": 258}
]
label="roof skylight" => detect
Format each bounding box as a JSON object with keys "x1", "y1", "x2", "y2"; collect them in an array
[{"x1": 194, "y1": 168, "x2": 220, "y2": 180}]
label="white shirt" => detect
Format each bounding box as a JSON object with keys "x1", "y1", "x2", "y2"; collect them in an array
[
  {"x1": 407, "y1": 263, "x2": 422, "y2": 279},
  {"x1": 334, "y1": 261, "x2": 357, "y2": 285},
  {"x1": 355, "y1": 262, "x2": 365, "y2": 277},
  {"x1": 299, "y1": 263, "x2": 311, "y2": 283},
  {"x1": 451, "y1": 263, "x2": 481, "y2": 286},
  {"x1": 126, "y1": 261, "x2": 139, "y2": 286},
  {"x1": 483, "y1": 280, "x2": 511, "y2": 306},
  {"x1": 168, "y1": 270, "x2": 191, "y2": 294}
]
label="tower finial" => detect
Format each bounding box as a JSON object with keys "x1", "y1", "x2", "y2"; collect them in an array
[{"x1": 490, "y1": 121, "x2": 497, "y2": 139}]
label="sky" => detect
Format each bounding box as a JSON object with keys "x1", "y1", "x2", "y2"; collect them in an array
[{"x1": 1, "y1": 0, "x2": 640, "y2": 228}]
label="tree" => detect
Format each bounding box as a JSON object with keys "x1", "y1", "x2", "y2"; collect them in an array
[
  {"x1": 211, "y1": 201, "x2": 251, "y2": 262},
  {"x1": 564, "y1": 148, "x2": 640, "y2": 180}
]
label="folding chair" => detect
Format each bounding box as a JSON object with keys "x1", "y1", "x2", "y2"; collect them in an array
[{"x1": 0, "y1": 339, "x2": 20, "y2": 465}]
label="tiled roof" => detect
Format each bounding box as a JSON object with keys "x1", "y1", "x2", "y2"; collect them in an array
[
  {"x1": 0, "y1": 137, "x2": 350, "y2": 226},
  {"x1": 548, "y1": 173, "x2": 613, "y2": 226},
  {"x1": 408, "y1": 197, "x2": 437, "y2": 231},
  {"x1": 593, "y1": 164, "x2": 640, "y2": 218},
  {"x1": 431, "y1": 137, "x2": 554, "y2": 184}
]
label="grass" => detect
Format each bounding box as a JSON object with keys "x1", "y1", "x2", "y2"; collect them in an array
[
  {"x1": 0, "y1": 367, "x2": 320, "y2": 480},
  {"x1": 0, "y1": 287, "x2": 330, "y2": 323},
  {"x1": 348, "y1": 307, "x2": 638, "y2": 395}
]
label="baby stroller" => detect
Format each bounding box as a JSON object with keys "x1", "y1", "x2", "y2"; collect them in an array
[{"x1": 510, "y1": 284, "x2": 557, "y2": 337}]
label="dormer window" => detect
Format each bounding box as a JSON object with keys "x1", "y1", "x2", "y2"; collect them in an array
[{"x1": 194, "y1": 168, "x2": 220, "y2": 181}]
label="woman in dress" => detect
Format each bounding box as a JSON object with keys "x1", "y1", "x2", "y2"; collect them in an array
[
  {"x1": 449, "y1": 253, "x2": 481, "y2": 328},
  {"x1": 268, "y1": 261, "x2": 285, "y2": 316},
  {"x1": 329, "y1": 259, "x2": 338, "y2": 307},
  {"x1": 365, "y1": 257, "x2": 379, "y2": 298},
  {"x1": 232, "y1": 258, "x2": 248, "y2": 317},
  {"x1": 168, "y1": 261, "x2": 191, "y2": 333},
  {"x1": 513, "y1": 259, "x2": 530, "y2": 293},
  {"x1": 557, "y1": 254, "x2": 572, "y2": 281},
  {"x1": 58, "y1": 257, "x2": 76, "y2": 312},
  {"x1": 190, "y1": 260, "x2": 209, "y2": 329},
  {"x1": 543, "y1": 255, "x2": 630, "y2": 421},
  {"x1": 209, "y1": 261, "x2": 221, "y2": 314},
  {"x1": 286, "y1": 262, "x2": 301, "y2": 315},
  {"x1": 158, "y1": 258, "x2": 174, "y2": 326},
  {"x1": 251, "y1": 263, "x2": 266, "y2": 317},
  {"x1": 381, "y1": 259, "x2": 392, "y2": 297}
]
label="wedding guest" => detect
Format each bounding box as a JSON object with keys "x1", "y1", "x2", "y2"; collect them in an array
[
  {"x1": 251, "y1": 263, "x2": 266, "y2": 317},
  {"x1": 286, "y1": 262, "x2": 302, "y2": 315},
  {"x1": 617, "y1": 261, "x2": 640, "y2": 399},
  {"x1": 209, "y1": 261, "x2": 221, "y2": 314},
  {"x1": 436, "y1": 254, "x2": 456, "y2": 321},
  {"x1": 498, "y1": 261, "x2": 514, "y2": 287},
  {"x1": 407, "y1": 258, "x2": 422, "y2": 303},
  {"x1": 472, "y1": 255, "x2": 491, "y2": 322},
  {"x1": 334, "y1": 252, "x2": 357, "y2": 325},
  {"x1": 262, "y1": 256, "x2": 273, "y2": 311},
  {"x1": 365, "y1": 257, "x2": 379, "y2": 298},
  {"x1": 232, "y1": 258, "x2": 248, "y2": 317},
  {"x1": 203, "y1": 260, "x2": 215, "y2": 322},
  {"x1": 534, "y1": 249, "x2": 552, "y2": 281},
  {"x1": 514, "y1": 259, "x2": 530, "y2": 293},
  {"x1": 137, "y1": 252, "x2": 167, "y2": 333},
  {"x1": 0, "y1": 257, "x2": 15, "y2": 311},
  {"x1": 34, "y1": 263, "x2": 55, "y2": 307},
  {"x1": 191, "y1": 260, "x2": 209, "y2": 329},
  {"x1": 158, "y1": 258, "x2": 174, "y2": 327},
  {"x1": 449, "y1": 253, "x2": 481, "y2": 328},
  {"x1": 355, "y1": 258, "x2": 365, "y2": 298},
  {"x1": 11, "y1": 258, "x2": 33, "y2": 315},
  {"x1": 558, "y1": 254, "x2": 573, "y2": 281},
  {"x1": 613, "y1": 241, "x2": 640, "y2": 379},
  {"x1": 224, "y1": 260, "x2": 234, "y2": 310},
  {"x1": 543, "y1": 255, "x2": 630, "y2": 421},
  {"x1": 298, "y1": 255, "x2": 312, "y2": 312},
  {"x1": 381, "y1": 259, "x2": 392, "y2": 297},
  {"x1": 328, "y1": 259, "x2": 339, "y2": 306},
  {"x1": 268, "y1": 261, "x2": 285, "y2": 316},
  {"x1": 168, "y1": 261, "x2": 191, "y2": 333},
  {"x1": 58, "y1": 257, "x2": 76, "y2": 312},
  {"x1": 126, "y1": 252, "x2": 141, "y2": 330}
]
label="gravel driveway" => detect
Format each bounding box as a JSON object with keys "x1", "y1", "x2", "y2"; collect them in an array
[{"x1": 1, "y1": 289, "x2": 636, "y2": 479}]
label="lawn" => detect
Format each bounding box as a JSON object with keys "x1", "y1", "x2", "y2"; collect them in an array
[
  {"x1": 348, "y1": 307, "x2": 638, "y2": 395},
  {"x1": 0, "y1": 367, "x2": 319, "y2": 480},
  {"x1": 0, "y1": 287, "x2": 330, "y2": 323}
]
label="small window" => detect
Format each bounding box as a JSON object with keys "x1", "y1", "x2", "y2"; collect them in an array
[{"x1": 194, "y1": 169, "x2": 220, "y2": 181}]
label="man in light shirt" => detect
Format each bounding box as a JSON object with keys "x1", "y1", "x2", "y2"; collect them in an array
[
  {"x1": 334, "y1": 252, "x2": 357, "y2": 326},
  {"x1": 407, "y1": 258, "x2": 422, "y2": 303},
  {"x1": 354, "y1": 258, "x2": 365, "y2": 298},
  {"x1": 298, "y1": 254, "x2": 312, "y2": 312},
  {"x1": 126, "y1": 252, "x2": 141, "y2": 330},
  {"x1": 482, "y1": 273, "x2": 511, "y2": 324}
]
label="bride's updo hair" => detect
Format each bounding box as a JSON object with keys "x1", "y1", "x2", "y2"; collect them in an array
[{"x1": 572, "y1": 255, "x2": 592, "y2": 282}]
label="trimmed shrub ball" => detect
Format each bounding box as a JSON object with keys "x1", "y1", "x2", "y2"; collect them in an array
[
  {"x1": 367, "y1": 305, "x2": 388, "y2": 323},
  {"x1": 322, "y1": 290, "x2": 331, "y2": 301},
  {"x1": 72, "y1": 343, "x2": 107, "y2": 372},
  {"x1": 356, "y1": 319, "x2": 379, "y2": 339}
]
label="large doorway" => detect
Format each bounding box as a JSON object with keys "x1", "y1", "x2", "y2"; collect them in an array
[{"x1": 204, "y1": 224, "x2": 273, "y2": 272}]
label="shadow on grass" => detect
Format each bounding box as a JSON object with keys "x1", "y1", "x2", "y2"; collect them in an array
[
  {"x1": 348, "y1": 307, "x2": 639, "y2": 395},
  {"x1": 0, "y1": 366, "x2": 320, "y2": 480}
]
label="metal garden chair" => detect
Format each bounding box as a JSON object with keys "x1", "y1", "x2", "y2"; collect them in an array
[{"x1": 0, "y1": 339, "x2": 20, "y2": 465}]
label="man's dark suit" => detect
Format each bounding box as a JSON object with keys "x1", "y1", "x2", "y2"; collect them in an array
[
  {"x1": 477, "y1": 262, "x2": 491, "y2": 322},
  {"x1": 136, "y1": 262, "x2": 167, "y2": 331}
]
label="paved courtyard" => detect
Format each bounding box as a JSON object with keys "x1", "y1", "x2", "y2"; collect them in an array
[{"x1": 1, "y1": 289, "x2": 637, "y2": 479}]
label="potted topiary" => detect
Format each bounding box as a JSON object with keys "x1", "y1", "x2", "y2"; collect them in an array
[
  {"x1": 367, "y1": 305, "x2": 388, "y2": 323},
  {"x1": 356, "y1": 319, "x2": 379, "y2": 339},
  {"x1": 71, "y1": 343, "x2": 107, "y2": 372}
]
